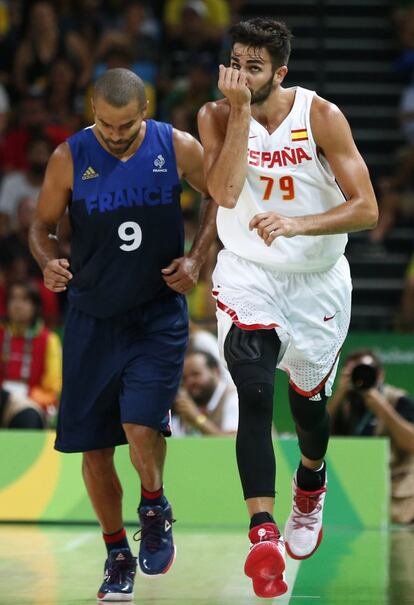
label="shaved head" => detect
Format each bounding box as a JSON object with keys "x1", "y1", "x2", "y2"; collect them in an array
[{"x1": 93, "y1": 68, "x2": 147, "y2": 109}]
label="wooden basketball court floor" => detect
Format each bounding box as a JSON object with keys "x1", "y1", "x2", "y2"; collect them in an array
[{"x1": 0, "y1": 523, "x2": 413, "y2": 605}]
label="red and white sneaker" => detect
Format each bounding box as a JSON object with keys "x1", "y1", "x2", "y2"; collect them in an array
[
  {"x1": 284, "y1": 475, "x2": 327, "y2": 560},
  {"x1": 244, "y1": 522, "x2": 288, "y2": 598}
]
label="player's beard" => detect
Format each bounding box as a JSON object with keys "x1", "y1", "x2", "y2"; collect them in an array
[
  {"x1": 250, "y1": 73, "x2": 276, "y2": 105},
  {"x1": 105, "y1": 130, "x2": 140, "y2": 156}
]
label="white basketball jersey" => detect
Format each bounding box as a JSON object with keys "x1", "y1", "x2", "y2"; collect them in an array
[{"x1": 217, "y1": 86, "x2": 348, "y2": 272}]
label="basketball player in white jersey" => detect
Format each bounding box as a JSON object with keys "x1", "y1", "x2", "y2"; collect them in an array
[{"x1": 198, "y1": 18, "x2": 378, "y2": 599}]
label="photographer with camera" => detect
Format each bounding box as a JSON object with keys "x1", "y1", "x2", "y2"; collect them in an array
[{"x1": 328, "y1": 349, "x2": 414, "y2": 523}]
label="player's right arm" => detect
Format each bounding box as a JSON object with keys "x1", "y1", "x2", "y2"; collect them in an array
[
  {"x1": 197, "y1": 66, "x2": 251, "y2": 208},
  {"x1": 29, "y1": 143, "x2": 74, "y2": 293}
]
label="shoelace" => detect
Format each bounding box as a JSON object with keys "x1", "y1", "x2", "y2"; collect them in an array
[
  {"x1": 133, "y1": 513, "x2": 176, "y2": 552},
  {"x1": 291, "y1": 487, "x2": 326, "y2": 531},
  {"x1": 105, "y1": 557, "x2": 135, "y2": 584},
  {"x1": 258, "y1": 529, "x2": 281, "y2": 543},
  {"x1": 251, "y1": 522, "x2": 282, "y2": 545}
]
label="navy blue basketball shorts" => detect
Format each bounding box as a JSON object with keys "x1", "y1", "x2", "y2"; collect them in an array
[{"x1": 55, "y1": 295, "x2": 188, "y2": 453}]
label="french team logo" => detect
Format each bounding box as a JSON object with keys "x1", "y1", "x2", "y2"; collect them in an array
[{"x1": 153, "y1": 154, "x2": 167, "y2": 173}]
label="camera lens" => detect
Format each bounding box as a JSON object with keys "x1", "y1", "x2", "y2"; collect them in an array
[{"x1": 351, "y1": 363, "x2": 378, "y2": 390}]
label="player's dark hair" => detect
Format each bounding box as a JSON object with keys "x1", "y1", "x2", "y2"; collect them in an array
[
  {"x1": 93, "y1": 68, "x2": 147, "y2": 109},
  {"x1": 229, "y1": 17, "x2": 292, "y2": 69}
]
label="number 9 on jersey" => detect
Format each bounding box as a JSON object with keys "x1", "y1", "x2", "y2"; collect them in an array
[{"x1": 118, "y1": 221, "x2": 142, "y2": 252}]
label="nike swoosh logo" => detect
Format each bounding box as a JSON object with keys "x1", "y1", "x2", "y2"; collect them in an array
[
  {"x1": 324, "y1": 312, "x2": 337, "y2": 322},
  {"x1": 249, "y1": 135, "x2": 258, "y2": 139}
]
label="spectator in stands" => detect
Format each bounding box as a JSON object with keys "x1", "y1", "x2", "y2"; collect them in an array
[
  {"x1": 0, "y1": 94, "x2": 70, "y2": 173},
  {"x1": 164, "y1": 0, "x2": 230, "y2": 43},
  {"x1": 0, "y1": 281, "x2": 62, "y2": 413},
  {"x1": 95, "y1": 1, "x2": 161, "y2": 70},
  {"x1": 328, "y1": 349, "x2": 414, "y2": 523},
  {"x1": 0, "y1": 135, "x2": 52, "y2": 227},
  {"x1": 0, "y1": 388, "x2": 44, "y2": 429},
  {"x1": 0, "y1": 195, "x2": 40, "y2": 277},
  {"x1": 13, "y1": 0, "x2": 91, "y2": 97},
  {"x1": 172, "y1": 349, "x2": 238, "y2": 435},
  {"x1": 161, "y1": 57, "x2": 219, "y2": 136},
  {"x1": 370, "y1": 33, "x2": 414, "y2": 247},
  {"x1": 0, "y1": 81, "x2": 9, "y2": 137},
  {"x1": 0, "y1": 0, "x2": 24, "y2": 91},
  {"x1": 398, "y1": 260, "x2": 414, "y2": 331},
  {"x1": 227, "y1": 0, "x2": 249, "y2": 25},
  {"x1": 369, "y1": 153, "x2": 414, "y2": 246},
  {"x1": 160, "y1": 0, "x2": 224, "y2": 92},
  {"x1": 0, "y1": 81, "x2": 10, "y2": 181},
  {"x1": 369, "y1": 87, "x2": 414, "y2": 246},
  {"x1": 0, "y1": 194, "x2": 62, "y2": 326},
  {"x1": 58, "y1": 0, "x2": 110, "y2": 57},
  {"x1": 188, "y1": 319, "x2": 233, "y2": 383},
  {"x1": 45, "y1": 57, "x2": 84, "y2": 133},
  {"x1": 169, "y1": 104, "x2": 192, "y2": 132},
  {"x1": 188, "y1": 319, "x2": 220, "y2": 360}
]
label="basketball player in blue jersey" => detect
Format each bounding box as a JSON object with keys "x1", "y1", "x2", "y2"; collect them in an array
[
  {"x1": 29, "y1": 68, "x2": 217, "y2": 602},
  {"x1": 198, "y1": 18, "x2": 379, "y2": 599}
]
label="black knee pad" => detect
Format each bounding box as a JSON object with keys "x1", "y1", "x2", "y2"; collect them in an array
[
  {"x1": 238, "y1": 381, "x2": 274, "y2": 421},
  {"x1": 224, "y1": 324, "x2": 281, "y2": 389},
  {"x1": 288, "y1": 385, "x2": 328, "y2": 431}
]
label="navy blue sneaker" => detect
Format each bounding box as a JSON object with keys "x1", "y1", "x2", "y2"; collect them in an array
[
  {"x1": 136, "y1": 500, "x2": 176, "y2": 575},
  {"x1": 97, "y1": 548, "x2": 137, "y2": 601}
]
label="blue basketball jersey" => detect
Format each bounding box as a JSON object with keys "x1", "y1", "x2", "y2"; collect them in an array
[{"x1": 67, "y1": 120, "x2": 184, "y2": 318}]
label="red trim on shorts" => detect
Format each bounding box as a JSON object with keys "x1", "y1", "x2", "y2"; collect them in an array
[
  {"x1": 215, "y1": 298, "x2": 279, "y2": 330},
  {"x1": 288, "y1": 348, "x2": 342, "y2": 397}
]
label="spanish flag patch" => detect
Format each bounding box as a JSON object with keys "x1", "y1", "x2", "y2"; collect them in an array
[{"x1": 291, "y1": 129, "x2": 308, "y2": 142}]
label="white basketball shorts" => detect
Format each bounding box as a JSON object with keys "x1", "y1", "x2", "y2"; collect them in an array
[{"x1": 212, "y1": 250, "x2": 352, "y2": 397}]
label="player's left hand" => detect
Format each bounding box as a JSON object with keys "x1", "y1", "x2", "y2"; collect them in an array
[
  {"x1": 161, "y1": 256, "x2": 200, "y2": 293},
  {"x1": 249, "y1": 212, "x2": 300, "y2": 246}
]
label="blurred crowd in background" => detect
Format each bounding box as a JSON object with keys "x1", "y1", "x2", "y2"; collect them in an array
[
  {"x1": 0, "y1": 0, "x2": 247, "y2": 336},
  {"x1": 0, "y1": 1, "x2": 414, "y2": 439}
]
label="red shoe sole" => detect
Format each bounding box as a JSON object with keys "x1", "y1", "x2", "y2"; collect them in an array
[
  {"x1": 285, "y1": 527, "x2": 323, "y2": 560},
  {"x1": 244, "y1": 541, "x2": 285, "y2": 580},
  {"x1": 244, "y1": 542, "x2": 287, "y2": 597},
  {"x1": 252, "y1": 576, "x2": 288, "y2": 599}
]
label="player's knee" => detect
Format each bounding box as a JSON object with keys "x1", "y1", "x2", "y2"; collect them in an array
[
  {"x1": 83, "y1": 448, "x2": 115, "y2": 474},
  {"x1": 288, "y1": 386, "x2": 328, "y2": 431},
  {"x1": 123, "y1": 422, "x2": 162, "y2": 447},
  {"x1": 238, "y1": 381, "x2": 274, "y2": 417},
  {"x1": 224, "y1": 324, "x2": 280, "y2": 388}
]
